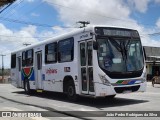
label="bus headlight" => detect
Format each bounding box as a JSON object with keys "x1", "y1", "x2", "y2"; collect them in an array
[{"x1": 99, "y1": 74, "x2": 111, "y2": 86}]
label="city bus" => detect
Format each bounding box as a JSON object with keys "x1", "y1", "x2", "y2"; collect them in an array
[{"x1": 11, "y1": 26, "x2": 147, "y2": 101}]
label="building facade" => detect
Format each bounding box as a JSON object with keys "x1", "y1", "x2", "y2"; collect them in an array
[{"x1": 144, "y1": 46, "x2": 160, "y2": 80}]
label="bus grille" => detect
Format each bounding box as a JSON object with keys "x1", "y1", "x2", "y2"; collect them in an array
[{"x1": 114, "y1": 85, "x2": 140, "y2": 93}]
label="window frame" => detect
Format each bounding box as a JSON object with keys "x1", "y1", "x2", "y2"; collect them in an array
[
  {"x1": 11, "y1": 54, "x2": 16, "y2": 68},
  {"x1": 25, "y1": 49, "x2": 34, "y2": 67},
  {"x1": 45, "y1": 42, "x2": 57, "y2": 64},
  {"x1": 22, "y1": 51, "x2": 26, "y2": 67},
  {"x1": 58, "y1": 37, "x2": 74, "y2": 63}
]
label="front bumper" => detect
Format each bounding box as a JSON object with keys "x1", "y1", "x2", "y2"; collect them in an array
[{"x1": 95, "y1": 82, "x2": 147, "y2": 97}]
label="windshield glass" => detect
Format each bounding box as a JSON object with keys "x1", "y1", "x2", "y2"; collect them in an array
[{"x1": 97, "y1": 37, "x2": 144, "y2": 72}]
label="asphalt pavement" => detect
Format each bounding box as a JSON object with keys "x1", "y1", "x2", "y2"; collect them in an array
[{"x1": 0, "y1": 82, "x2": 160, "y2": 120}]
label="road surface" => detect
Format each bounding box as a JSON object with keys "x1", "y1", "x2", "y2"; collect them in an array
[{"x1": 0, "y1": 82, "x2": 160, "y2": 120}]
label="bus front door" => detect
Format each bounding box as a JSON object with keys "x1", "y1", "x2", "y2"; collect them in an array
[
  {"x1": 80, "y1": 41, "x2": 95, "y2": 95},
  {"x1": 35, "y1": 51, "x2": 42, "y2": 90}
]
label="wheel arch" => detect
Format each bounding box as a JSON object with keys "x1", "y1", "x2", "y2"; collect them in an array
[{"x1": 63, "y1": 75, "x2": 75, "y2": 93}]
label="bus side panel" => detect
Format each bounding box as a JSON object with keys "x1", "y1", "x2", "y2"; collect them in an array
[
  {"x1": 42, "y1": 36, "x2": 79, "y2": 94},
  {"x1": 11, "y1": 53, "x2": 19, "y2": 88},
  {"x1": 42, "y1": 63, "x2": 63, "y2": 92},
  {"x1": 42, "y1": 61, "x2": 78, "y2": 93},
  {"x1": 29, "y1": 81, "x2": 36, "y2": 90},
  {"x1": 11, "y1": 68, "x2": 18, "y2": 87}
]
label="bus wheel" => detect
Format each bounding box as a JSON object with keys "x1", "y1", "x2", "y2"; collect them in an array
[
  {"x1": 24, "y1": 79, "x2": 31, "y2": 94},
  {"x1": 67, "y1": 81, "x2": 77, "y2": 101}
]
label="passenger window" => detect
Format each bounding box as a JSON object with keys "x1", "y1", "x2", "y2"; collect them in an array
[
  {"x1": 45, "y1": 42, "x2": 57, "y2": 64},
  {"x1": 58, "y1": 38, "x2": 74, "y2": 62},
  {"x1": 26, "y1": 49, "x2": 33, "y2": 66},
  {"x1": 18, "y1": 57, "x2": 21, "y2": 71},
  {"x1": 22, "y1": 51, "x2": 26, "y2": 67},
  {"x1": 11, "y1": 54, "x2": 16, "y2": 68}
]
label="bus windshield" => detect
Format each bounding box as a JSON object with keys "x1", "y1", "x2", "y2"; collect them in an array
[{"x1": 97, "y1": 37, "x2": 144, "y2": 73}]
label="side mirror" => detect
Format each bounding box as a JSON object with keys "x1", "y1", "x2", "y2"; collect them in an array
[{"x1": 93, "y1": 41, "x2": 98, "y2": 50}]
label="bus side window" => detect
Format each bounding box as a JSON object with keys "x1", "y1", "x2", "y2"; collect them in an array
[
  {"x1": 25, "y1": 49, "x2": 33, "y2": 66},
  {"x1": 58, "y1": 37, "x2": 74, "y2": 62},
  {"x1": 22, "y1": 51, "x2": 26, "y2": 67},
  {"x1": 11, "y1": 54, "x2": 16, "y2": 68},
  {"x1": 45, "y1": 42, "x2": 57, "y2": 64}
]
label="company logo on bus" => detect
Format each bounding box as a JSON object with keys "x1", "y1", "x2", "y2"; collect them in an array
[
  {"x1": 22, "y1": 67, "x2": 33, "y2": 77},
  {"x1": 80, "y1": 33, "x2": 92, "y2": 40},
  {"x1": 46, "y1": 68, "x2": 57, "y2": 75},
  {"x1": 21, "y1": 67, "x2": 35, "y2": 81}
]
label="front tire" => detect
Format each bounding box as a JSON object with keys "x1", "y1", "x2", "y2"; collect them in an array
[{"x1": 66, "y1": 81, "x2": 77, "y2": 101}]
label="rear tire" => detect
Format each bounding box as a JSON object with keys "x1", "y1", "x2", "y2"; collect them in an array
[{"x1": 66, "y1": 81, "x2": 77, "y2": 101}]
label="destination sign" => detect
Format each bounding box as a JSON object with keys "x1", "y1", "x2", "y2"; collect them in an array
[{"x1": 95, "y1": 27, "x2": 140, "y2": 38}]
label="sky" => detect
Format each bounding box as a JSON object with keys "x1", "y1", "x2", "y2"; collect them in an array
[{"x1": 0, "y1": 0, "x2": 160, "y2": 68}]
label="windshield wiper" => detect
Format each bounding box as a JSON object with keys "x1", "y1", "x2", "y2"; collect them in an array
[
  {"x1": 123, "y1": 39, "x2": 131, "y2": 60},
  {"x1": 108, "y1": 37, "x2": 121, "y2": 52},
  {"x1": 108, "y1": 37, "x2": 126, "y2": 60}
]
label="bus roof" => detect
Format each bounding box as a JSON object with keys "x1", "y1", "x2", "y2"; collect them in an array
[{"x1": 11, "y1": 25, "x2": 137, "y2": 54}]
